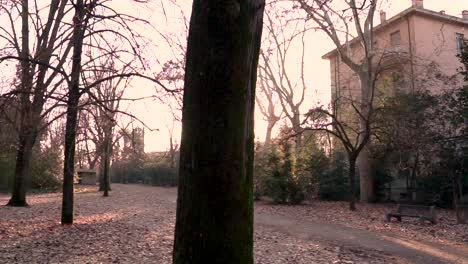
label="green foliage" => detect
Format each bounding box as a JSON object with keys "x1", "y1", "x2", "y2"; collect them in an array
[
  {"x1": 0, "y1": 153, "x2": 15, "y2": 191},
  {"x1": 253, "y1": 143, "x2": 269, "y2": 200},
  {"x1": 263, "y1": 140, "x2": 305, "y2": 204},
  {"x1": 0, "y1": 144, "x2": 61, "y2": 192},
  {"x1": 111, "y1": 128, "x2": 146, "y2": 183},
  {"x1": 264, "y1": 147, "x2": 288, "y2": 204},
  {"x1": 111, "y1": 146, "x2": 179, "y2": 187},
  {"x1": 317, "y1": 151, "x2": 349, "y2": 201},
  {"x1": 458, "y1": 39, "x2": 468, "y2": 81},
  {"x1": 374, "y1": 82, "x2": 468, "y2": 204},
  {"x1": 372, "y1": 148, "x2": 396, "y2": 201},
  {"x1": 0, "y1": 99, "x2": 17, "y2": 191},
  {"x1": 143, "y1": 163, "x2": 177, "y2": 186},
  {"x1": 294, "y1": 132, "x2": 328, "y2": 199},
  {"x1": 29, "y1": 146, "x2": 62, "y2": 191}
]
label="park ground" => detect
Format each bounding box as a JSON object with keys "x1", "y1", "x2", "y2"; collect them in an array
[{"x1": 1, "y1": 184, "x2": 467, "y2": 264}]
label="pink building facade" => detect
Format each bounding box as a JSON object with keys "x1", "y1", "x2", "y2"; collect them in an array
[{"x1": 323, "y1": 1, "x2": 468, "y2": 107}]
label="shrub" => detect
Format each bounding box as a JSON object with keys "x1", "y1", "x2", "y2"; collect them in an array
[
  {"x1": 264, "y1": 141, "x2": 305, "y2": 204},
  {"x1": 0, "y1": 153, "x2": 15, "y2": 191},
  {"x1": 30, "y1": 147, "x2": 62, "y2": 191},
  {"x1": 143, "y1": 164, "x2": 177, "y2": 186},
  {"x1": 317, "y1": 152, "x2": 349, "y2": 201}
]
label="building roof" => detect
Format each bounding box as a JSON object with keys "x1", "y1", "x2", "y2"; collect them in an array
[{"x1": 322, "y1": 6, "x2": 468, "y2": 60}]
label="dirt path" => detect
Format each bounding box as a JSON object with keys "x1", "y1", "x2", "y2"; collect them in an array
[
  {"x1": 255, "y1": 213, "x2": 468, "y2": 264},
  {"x1": 153, "y1": 184, "x2": 468, "y2": 264}
]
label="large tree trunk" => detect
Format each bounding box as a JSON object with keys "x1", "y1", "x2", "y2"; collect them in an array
[
  {"x1": 8, "y1": 134, "x2": 34, "y2": 206},
  {"x1": 7, "y1": 0, "x2": 32, "y2": 207},
  {"x1": 61, "y1": 0, "x2": 86, "y2": 225},
  {"x1": 357, "y1": 74, "x2": 375, "y2": 203},
  {"x1": 348, "y1": 155, "x2": 357, "y2": 211},
  {"x1": 173, "y1": 1, "x2": 265, "y2": 263},
  {"x1": 358, "y1": 145, "x2": 375, "y2": 202}
]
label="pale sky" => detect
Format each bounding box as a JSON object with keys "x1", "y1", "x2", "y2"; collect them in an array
[
  {"x1": 133, "y1": 0, "x2": 467, "y2": 152},
  {"x1": 1, "y1": 0, "x2": 466, "y2": 152}
]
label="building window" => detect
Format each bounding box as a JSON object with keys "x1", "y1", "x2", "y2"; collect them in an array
[
  {"x1": 390, "y1": 30, "x2": 401, "y2": 47},
  {"x1": 456, "y1": 33, "x2": 465, "y2": 55}
]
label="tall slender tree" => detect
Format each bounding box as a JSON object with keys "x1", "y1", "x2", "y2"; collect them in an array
[
  {"x1": 61, "y1": 0, "x2": 88, "y2": 225},
  {"x1": 172, "y1": 0, "x2": 265, "y2": 263}
]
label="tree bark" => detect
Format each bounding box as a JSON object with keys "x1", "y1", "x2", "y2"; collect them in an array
[
  {"x1": 103, "y1": 134, "x2": 111, "y2": 197},
  {"x1": 358, "y1": 145, "x2": 375, "y2": 202},
  {"x1": 61, "y1": 0, "x2": 86, "y2": 225},
  {"x1": 348, "y1": 155, "x2": 357, "y2": 211},
  {"x1": 99, "y1": 163, "x2": 105, "y2": 191},
  {"x1": 8, "y1": 134, "x2": 34, "y2": 206},
  {"x1": 292, "y1": 113, "x2": 302, "y2": 154},
  {"x1": 357, "y1": 74, "x2": 375, "y2": 203},
  {"x1": 173, "y1": 1, "x2": 265, "y2": 263},
  {"x1": 264, "y1": 121, "x2": 274, "y2": 149},
  {"x1": 7, "y1": 0, "x2": 32, "y2": 207}
]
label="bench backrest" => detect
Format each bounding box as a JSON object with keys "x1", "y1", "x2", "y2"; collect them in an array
[{"x1": 397, "y1": 204, "x2": 435, "y2": 217}]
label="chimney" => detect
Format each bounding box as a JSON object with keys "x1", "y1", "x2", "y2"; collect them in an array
[
  {"x1": 380, "y1": 11, "x2": 387, "y2": 23},
  {"x1": 412, "y1": 0, "x2": 424, "y2": 8},
  {"x1": 463, "y1": 10, "x2": 468, "y2": 20},
  {"x1": 439, "y1": 10, "x2": 446, "y2": 15}
]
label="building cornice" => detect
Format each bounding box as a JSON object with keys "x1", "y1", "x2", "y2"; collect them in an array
[{"x1": 322, "y1": 7, "x2": 468, "y2": 60}]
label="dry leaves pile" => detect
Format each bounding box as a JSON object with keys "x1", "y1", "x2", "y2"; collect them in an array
[{"x1": 0, "y1": 185, "x2": 404, "y2": 263}]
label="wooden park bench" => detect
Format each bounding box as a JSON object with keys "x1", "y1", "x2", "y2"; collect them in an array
[{"x1": 386, "y1": 204, "x2": 437, "y2": 224}]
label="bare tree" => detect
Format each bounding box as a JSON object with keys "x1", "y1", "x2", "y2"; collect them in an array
[
  {"x1": 303, "y1": 97, "x2": 377, "y2": 210},
  {"x1": 60, "y1": 0, "x2": 177, "y2": 223},
  {"x1": 259, "y1": 7, "x2": 307, "y2": 153},
  {"x1": 256, "y1": 61, "x2": 282, "y2": 149},
  {"x1": 1, "y1": 0, "x2": 74, "y2": 206},
  {"x1": 295, "y1": 0, "x2": 380, "y2": 202},
  {"x1": 1, "y1": 0, "x2": 176, "y2": 209}
]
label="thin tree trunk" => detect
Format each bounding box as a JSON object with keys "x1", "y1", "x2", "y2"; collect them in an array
[
  {"x1": 173, "y1": 1, "x2": 265, "y2": 263},
  {"x1": 103, "y1": 136, "x2": 111, "y2": 197},
  {"x1": 61, "y1": 0, "x2": 86, "y2": 225},
  {"x1": 292, "y1": 113, "x2": 302, "y2": 154},
  {"x1": 169, "y1": 134, "x2": 176, "y2": 169},
  {"x1": 349, "y1": 155, "x2": 357, "y2": 211},
  {"x1": 264, "y1": 122, "x2": 274, "y2": 149}
]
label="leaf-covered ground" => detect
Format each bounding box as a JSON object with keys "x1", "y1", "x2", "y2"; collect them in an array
[
  {"x1": 0, "y1": 184, "x2": 465, "y2": 263},
  {"x1": 256, "y1": 200, "x2": 468, "y2": 246}
]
